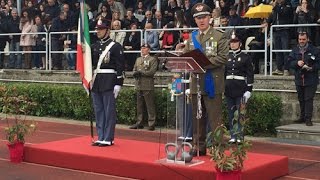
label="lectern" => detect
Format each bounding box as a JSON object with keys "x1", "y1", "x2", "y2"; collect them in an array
[{"x1": 157, "y1": 49, "x2": 210, "y2": 166}]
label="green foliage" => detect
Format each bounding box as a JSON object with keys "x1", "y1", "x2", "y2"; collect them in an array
[
  {"x1": 0, "y1": 86, "x2": 37, "y2": 144},
  {"x1": 207, "y1": 102, "x2": 251, "y2": 172},
  {"x1": 0, "y1": 83, "x2": 282, "y2": 136},
  {"x1": 245, "y1": 93, "x2": 282, "y2": 136}
]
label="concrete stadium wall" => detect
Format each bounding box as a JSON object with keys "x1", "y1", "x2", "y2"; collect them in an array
[{"x1": 0, "y1": 70, "x2": 319, "y2": 124}]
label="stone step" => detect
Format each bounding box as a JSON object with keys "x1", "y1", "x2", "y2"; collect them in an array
[{"x1": 276, "y1": 123, "x2": 320, "y2": 142}]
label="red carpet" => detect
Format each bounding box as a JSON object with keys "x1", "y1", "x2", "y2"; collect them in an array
[{"x1": 24, "y1": 136, "x2": 288, "y2": 180}]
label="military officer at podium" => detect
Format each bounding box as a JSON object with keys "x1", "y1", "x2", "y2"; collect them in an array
[
  {"x1": 129, "y1": 44, "x2": 158, "y2": 131},
  {"x1": 176, "y1": 3, "x2": 229, "y2": 156},
  {"x1": 91, "y1": 18, "x2": 125, "y2": 147},
  {"x1": 225, "y1": 30, "x2": 254, "y2": 143}
]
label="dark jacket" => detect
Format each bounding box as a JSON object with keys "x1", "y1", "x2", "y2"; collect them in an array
[
  {"x1": 225, "y1": 49, "x2": 254, "y2": 98},
  {"x1": 289, "y1": 43, "x2": 320, "y2": 86},
  {"x1": 267, "y1": 1, "x2": 292, "y2": 30},
  {"x1": 7, "y1": 17, "x2": 21, "y2": 42},
  {"x1": 91, "y1": 37, "x2": 125, "y2": 93}
]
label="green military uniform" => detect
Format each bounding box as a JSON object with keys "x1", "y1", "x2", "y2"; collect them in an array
[
  {"x1": 183, "y1": 3, "x2": 229, "y2": 154},
  {"x1": 133, "y1": 55, "x2": 158, "y2": 129}
]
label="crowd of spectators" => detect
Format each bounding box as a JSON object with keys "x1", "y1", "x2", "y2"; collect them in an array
[{"x1": 0, "y1": 0, "x2": 319, "y2": 71}]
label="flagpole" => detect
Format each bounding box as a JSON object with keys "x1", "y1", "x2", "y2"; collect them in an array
[{"x1": 78, "y1": 0, "x2": 94, "y2": 143}]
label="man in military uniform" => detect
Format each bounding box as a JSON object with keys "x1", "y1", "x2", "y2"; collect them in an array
[
  {"x1": 91, "y1": 19, "x2": 125, "y2": 147},
  {"x1": 225, "y1": 30, "x2": 254, "y2": 143},
  {"x1": 289, "y1": 32, "x2": 320, "y2": 126},
  {"x1": 129, "y1": 44, "x2": 158, "y2": 131},
  {"x1": 176, "y1": 3, "x2": 229, "y2": 156}
]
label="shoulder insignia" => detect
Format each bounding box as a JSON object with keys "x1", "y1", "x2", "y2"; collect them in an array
[{"x1": 216, "y1": 28, "x2": 224, "y2": 33}]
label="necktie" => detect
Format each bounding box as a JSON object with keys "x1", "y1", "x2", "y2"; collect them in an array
[
  {"x1": 115, "y1": 32, "x2": 118, "y2": 40},
  {"x1": 157, "y1": 20, "x2": 160, "y2": 29},
  {"x1": 199, "y1": 33, "x2": 204, "y2": 43}
]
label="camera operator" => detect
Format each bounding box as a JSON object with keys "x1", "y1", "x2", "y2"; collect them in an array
[
  {"x1": 289, "y1": 32, "x2": 320, "y2": 126},
  {"x1": 129, "y1": 44, "x2": 158, "y2": 131}
]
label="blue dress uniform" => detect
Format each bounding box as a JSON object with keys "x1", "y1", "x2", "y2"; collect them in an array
[
  {"x1": 289, "y1": 42, "x2": 320, "y2": 126},
  {"x1": 225, "y1": 34, "x2": 254, "y2": 142},
  {"x1": 91, "y1": 21, "x2": 125, "y2": 146}
]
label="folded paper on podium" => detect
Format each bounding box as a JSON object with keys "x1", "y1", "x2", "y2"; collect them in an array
[{"x1": 161, "y1": 49, "x2": 211, "y2": 73}]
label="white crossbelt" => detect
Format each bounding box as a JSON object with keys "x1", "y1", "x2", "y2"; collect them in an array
[
  {"x1": 226, "y1": 75, "x2": 245, "y2": 80},
  {"x1": 94, "y1": 69, "x2": 116, "y2": 74}
]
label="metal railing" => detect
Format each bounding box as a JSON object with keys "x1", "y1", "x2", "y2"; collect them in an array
[
  {"x1": 269, "y1": 23, "x2": 320, "y2": 75},
  {"x1": 1, "y1": 23, "x2": 318, "y2": 75}
]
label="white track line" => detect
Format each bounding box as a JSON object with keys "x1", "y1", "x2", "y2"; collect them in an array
[
  {"x1": 282, "y1": 176, "x2": 319, "y2": 180},
  {"x1": 0, "y1": 157, "x2": 137, "y2": 180}
]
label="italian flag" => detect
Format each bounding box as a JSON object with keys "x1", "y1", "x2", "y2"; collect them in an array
[{"x1": 76, "y1": 0, "x2": 92, "y2": 94}]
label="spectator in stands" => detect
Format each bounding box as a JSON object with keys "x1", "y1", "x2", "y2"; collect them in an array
[
  {"x1": 141, "y1": 10, "x2": 153, "y2": 29},
  {"x1": 50, "y1": 11, "x2": 67, "y2": 70},
  {"x1": 123, "y1": 8, "x2": 139, "y2": 30},
  {"x1": 38, "y1": 3, "x2": 46, "y2": 20},
  {"x1": 44, "y1": 0, "x2": 60, "y2": 20},
  {"x1": 220, "y1": 15, "x2": 233, "y2": 37},
  {"x1": 107, "y1": 0, "x2": 126, "y2": 20},
  {"x1": 144, "y1": 22, "x2": 160, "y2": 51},
  {"x1": 267, "y1": 0, "x2": 292, "y2": 76},
  {"x1": 134, "y1": 1, "x2": 146, "y2": 15},
  {"x1": 237, "y1": 0, "x2": 250, "y2": 17},
  {"x1": 152, "y1": 10, "x2": 167, "y2": 30},
  {"x1": 293, "y1": 0, "x2": 316, "y2": 43},
  {"x1": 7, "y1": 8, "x2": 22, "y2": 69},
  {"x1": 33, "y1": 15, "x2": 45, "y2": 69},
  {"x1": 26, "y1": 0, "x2": 38, "y2": 18},
  {"x1": 111, "y1": 10, "x2": 123, "y2": 26},
  {"x1": 210, "y1": 7, "x2": 222, "y2": 27},
  {"x1": 0, "y1": 12, "x2": 7, "y2": 69},
  {"x1": 173, "y1": 9, "x2": 186, "y2": 28},
  {"x1": 181, "y1": 24, "x2": 190, "y2": 43},
  {"x1": 162, "y1": 22, "x2": 180, "y2": 50},
  {"x1": 97, "y1": 4, "x2": 112, "y2": 20},
  {"x1": 64, "y1": 26, "x2": 77, "y2": 70},
  {"x1": 123, "y1": 23, "x2": 141, "y2": 71},
  {"x1": 129, "y1": 43, "x2": 158, "y2": 131},
  {"x1": 164, "y1": 0, "x2": 181, "y2": 22},
  {"x1": 110, "y1": 20, "x2": 126, "y2": 45},
  {"x1": 289, "y1": 32, "x2": 320, "y2": 126},
  {"x1": 219, "y1": 0, "x2": 230, "y2": 16},
  {"x1": 183, "y1": 0, "x2": 196, "y2": 27},
  {"x1": 20, "y1": 9, "x2": 36, "y2": 69},
  {"x1": 249, "y1": 19, "x2": 270, "y2": 74},
  {"x1": 228, "y1": 5, "x2": 243, "y2": 26},
  {"x1": 6, "y1": 0, "x2": 16, "y2": 15},
  {"x1": 62, "y1": 3, "x2": 76, "y2": 30}
]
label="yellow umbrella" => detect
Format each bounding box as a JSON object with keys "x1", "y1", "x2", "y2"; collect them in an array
[{"x1": 244, "y1": 3, "x2": 273, "y2": 19}]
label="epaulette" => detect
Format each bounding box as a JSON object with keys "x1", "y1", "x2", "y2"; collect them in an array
[{"x1": 215, "y1": 28, "x2": 224, "y2": 33}]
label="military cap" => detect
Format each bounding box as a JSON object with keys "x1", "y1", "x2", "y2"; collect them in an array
[
  {"x1": 230, "y1": 29, "x2": 240, "y2": 42},
  {"x1": 191, "y1": 3, "x2": 211, "y2": 18},
  {"x1": 141, "y1": 43, "x2": 151, "y2": 49},
  {"x1": 95, "y1": 17, "x2": 110, "y2": 30}
]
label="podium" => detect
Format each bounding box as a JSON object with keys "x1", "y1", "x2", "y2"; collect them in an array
[{"x1": 156, "y1": 49, "x2": 210, "y2": 166}]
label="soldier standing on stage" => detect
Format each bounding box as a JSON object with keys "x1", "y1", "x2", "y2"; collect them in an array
[
  {"x1": 129, "y1": 44, "x2": 158, "y2": 131},
  {"x1": 91, "y1": 19, "x2": 125, "y2": 147},
  {"x1": 225, "y1": 31, "x2": 254, "y2": 143},
  {"x1": 176, "y1": 3, "x2": 229, "y2": 156}
]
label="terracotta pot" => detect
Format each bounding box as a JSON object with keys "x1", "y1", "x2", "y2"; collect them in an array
[
  {"x1": 216, "y1": 168, "x2": 242, "y2": 180},
  {"x1": 7, "y1": 142, "x2": 24, "y2": 163}
]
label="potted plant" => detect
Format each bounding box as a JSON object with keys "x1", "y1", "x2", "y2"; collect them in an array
[
  {"x1": 207, "y1": 102, "x2": 251, "y2": 180},
  {"x1": 0, "y1": 86, "x2": 36, "y2": 163}
]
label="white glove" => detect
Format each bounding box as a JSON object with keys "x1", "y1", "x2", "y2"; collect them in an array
[
  {"x1": 302, "y1": 64, "x2": 312, "y2": 71},
  {"x1": 185, "y1": 89, "x2": 190, "y2": 96},
  {"x1": 113, "y1": 85, "x2": 121, "y2": 99},
  {"x1": 243, "y1": 91, "x2": 251, "y2": 103}
]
